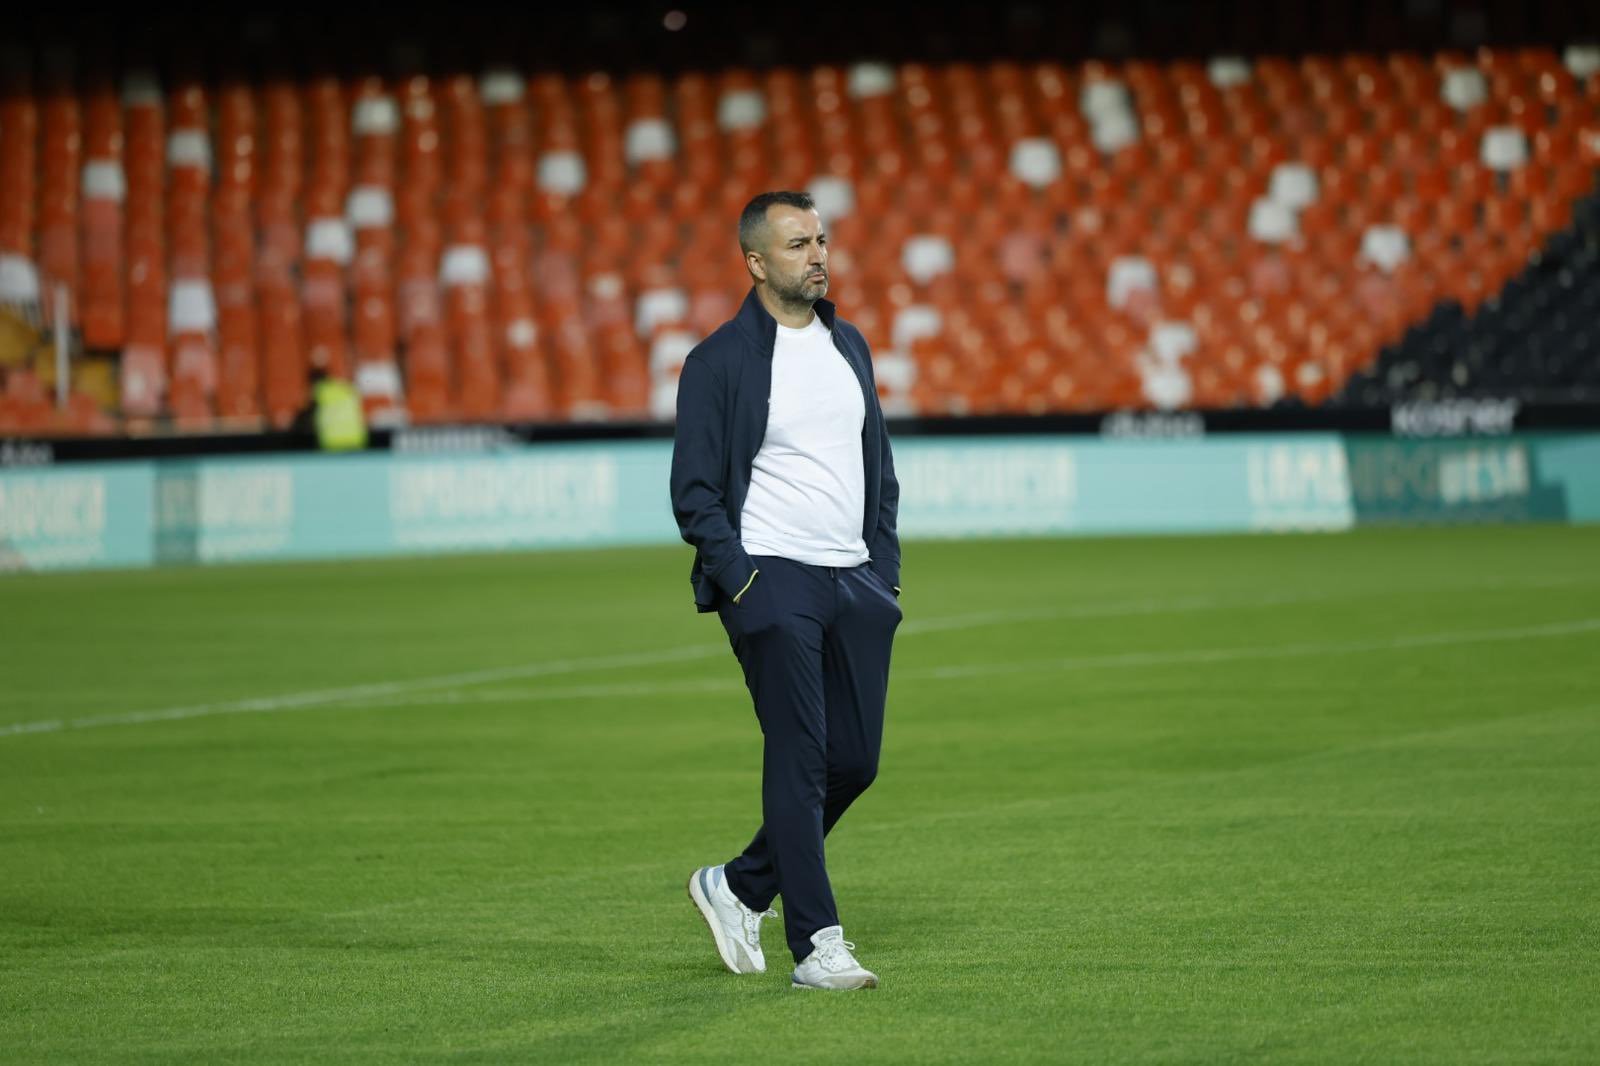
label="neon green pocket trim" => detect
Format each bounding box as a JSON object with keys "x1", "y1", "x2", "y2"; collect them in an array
[{"x1": 732, "y1": 569, "x2": 760, "y2": 604}]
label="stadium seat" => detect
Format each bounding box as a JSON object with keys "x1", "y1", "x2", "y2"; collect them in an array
[
  {"x1": 79, "y1": 87, "x2": 124, "y2": 350},
  {"x1": 0, "y1": 34, "x2": 1595, "y2": 431}
]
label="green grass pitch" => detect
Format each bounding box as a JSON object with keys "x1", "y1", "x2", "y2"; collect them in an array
[{"x1": 2, "y1": 525, "x2": 1598, "y2": 1063}]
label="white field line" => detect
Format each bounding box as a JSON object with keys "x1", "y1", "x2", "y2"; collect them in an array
[
  {"x1": 0, "y1": 645, "x2": 726, "y2": 739},
  {"x1": 897, "y1": 592, "x2": 1286, "y2": 634},
  {"x1": 219, "y1": 617, "x2": 1600, "y2": 715},
  {"x1": 2, "y1": 588, "x2": 1321, "y2": 739},
  {"x1": 2, "y1": 580, "x2": 1594, "y2": 739},
  {"x1": 905, "y1": 617, "x2": 1600, "y2": 680},
  {"x1": 319, "y1": 678, "x2": 749, "y2": 712},
  {"x1": 897, "y1": 573, "x2": 1597, "y2": 636}
]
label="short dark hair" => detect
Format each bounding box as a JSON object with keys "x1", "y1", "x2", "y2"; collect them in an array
[{"x1": 738, "y1": 190, "x2": 816, "y2": 255}]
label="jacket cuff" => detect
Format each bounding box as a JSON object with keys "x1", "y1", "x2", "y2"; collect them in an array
[{"x1": 711, "y1": 554, "x2": 759, "y2": 602}]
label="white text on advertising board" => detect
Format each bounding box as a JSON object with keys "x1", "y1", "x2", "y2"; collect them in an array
[
  {"x1": 1438, "y1": 444, "x2": 1530, "y2": 504},
  {"x1": 389, "y1": 456, "x2": 620, "y2": 546},
  {"x1": 1246, "y1": 443, "x2": 1352, "y2": 530},
  {"x1": 0, "y1": 475, "x2": 106, "y2": 540}
]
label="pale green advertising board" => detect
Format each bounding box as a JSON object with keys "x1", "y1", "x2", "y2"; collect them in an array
[{"x1": 1, "y1": 433, "x2": 1595, "y2": 573}]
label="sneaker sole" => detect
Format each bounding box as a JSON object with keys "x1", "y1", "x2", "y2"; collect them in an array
[
  {"x1": 686, "y1": 870, "x2": 761, "y2": 975},
  {"x1": 791, "y1": 975, "x2": 879, "y2": 991}
]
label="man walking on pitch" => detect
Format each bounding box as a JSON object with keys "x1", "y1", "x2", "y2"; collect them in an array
[{"x1": 671, "y1": 191, "x2": 903, "y2": 991}]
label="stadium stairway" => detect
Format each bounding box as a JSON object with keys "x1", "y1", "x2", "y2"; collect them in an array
[
  {"x1": 1335, "y1": 190, "x2": 1600, "y2": 406},
  {"x1": 0, "y1": 43, "x2": 1597, "y2": 434}
]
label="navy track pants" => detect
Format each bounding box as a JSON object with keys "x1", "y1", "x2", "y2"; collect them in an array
[{"x1": 717, "y1": 555, "x2": 902, "y2": 963}]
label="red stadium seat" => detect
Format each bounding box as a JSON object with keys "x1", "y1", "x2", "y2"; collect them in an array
[{"x1": 0, "y1": 33, "x2": 1590, "y2": 430}]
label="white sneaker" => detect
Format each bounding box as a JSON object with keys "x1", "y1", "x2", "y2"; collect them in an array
[
  {"x1": 687, "y1": 865, "x2": 777, "y2": 974},
  {"x1": 791, "y1": 925, "x2": 879, "y2": 990}
]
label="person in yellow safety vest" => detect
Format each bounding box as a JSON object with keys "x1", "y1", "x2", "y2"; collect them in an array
[{"x1": 307, "y1": 368, "x2": 368, "y2": 451}]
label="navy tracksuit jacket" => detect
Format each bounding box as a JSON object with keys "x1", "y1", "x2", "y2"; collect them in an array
[
  {"x1": 670, "y1": 289, "x2": 901, "y2": 610},
  {"x1": 670, "y1": 288, "x2": 903, "y2": 963}
]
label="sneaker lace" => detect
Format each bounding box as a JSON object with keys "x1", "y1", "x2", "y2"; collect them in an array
[
  {"x1": 815, "y1": 937, "x2": 859, "y2": 973},
  {"x1": 740, "y1": 905, "x2": 777, "y2": 948}
]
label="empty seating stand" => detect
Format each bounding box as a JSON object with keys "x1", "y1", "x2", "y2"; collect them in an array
[
  {"x1": 1337, "y1": 191, "x2": 1600, "y2": 405},
  {"x1": 0, "y1": 41, "x2": 1596, "y2": 435}
]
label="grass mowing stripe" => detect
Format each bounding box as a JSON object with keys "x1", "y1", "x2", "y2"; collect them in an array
[
  {"x1": 7, "y1": 615, "x2": 1595, "y2": 738},
  {"x1": 301, "y1": 617, "x2": 1600, "y2": 715},
  {"x1": 914, "y1": 616, "x2": 1600, "y2": 679},
  {"x1": 857, "y1": 701, "x2": 1600, "y2": 837},
  {"x1": 897, "y1": 574, "x2": 1598, "y2": 635},
  {"x1": 6, "y1": 580, "x2": 1591, "y2": 740},
  {"x1": 0, "y1": 644, "x2": 727, "y2": 738},
  {"x1": 236, "y1": 703, "x2": 1596, "y2": 939},
  {"x1": 7, "y1": 586, "x2": 1322, "y2": 737},
  {"x1": 0, "y1": 587, "x2": 1337, "y2": 738},
  {"x1": 1, "y1": 527, "x2": 1597, "y2": 1063}
]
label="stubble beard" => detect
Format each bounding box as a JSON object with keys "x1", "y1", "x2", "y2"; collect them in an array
[{"x1": 771, "y1": 270, "x2": 828, "y2": 315}]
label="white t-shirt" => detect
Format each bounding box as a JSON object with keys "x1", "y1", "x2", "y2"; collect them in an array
[{"x1": 740, "y1": 315, "x2": 870, "y2": 566}]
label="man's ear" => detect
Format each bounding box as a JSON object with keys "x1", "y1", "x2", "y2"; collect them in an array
[{"x1": 746, "y1": 251, "x2": 766, "y2": 283}]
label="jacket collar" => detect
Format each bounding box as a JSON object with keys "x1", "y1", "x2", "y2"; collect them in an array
[{"x1": 734, "y1": 287, "x2": 837, "y2": 355}]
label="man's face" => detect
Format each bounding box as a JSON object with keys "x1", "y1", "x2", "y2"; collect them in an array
[{"x1": 750, "y1": 205, "x2": 828, "y2": 304}]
